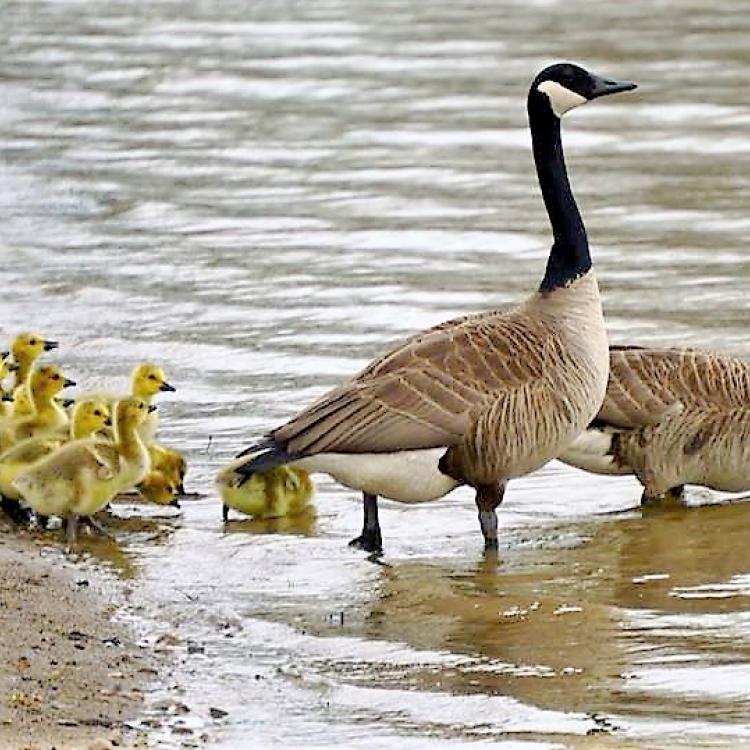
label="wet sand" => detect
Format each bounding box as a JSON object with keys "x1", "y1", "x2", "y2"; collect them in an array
[{"x1": 0, "y1": 517, "x2": 160, "y2": 750}]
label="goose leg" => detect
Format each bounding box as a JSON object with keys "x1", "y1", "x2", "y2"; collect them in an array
[
  {"x1": 641, "y1": 484, "x2": 685, "y2": 506},
  {"x1": 639, "y1": 489, "x2": 657, "y2": 506},
  {"x1": 349, "y1": 493, "x2": 382, "y2": 554},
  {"x1": 476, "y1": 483, "x2": 505, "y2": 551},
  {"x1": 666, "y1": 485, "x2": 685, "y2": 502}
]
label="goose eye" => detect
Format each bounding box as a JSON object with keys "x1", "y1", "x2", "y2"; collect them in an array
[
  {"x1": 94, "y1": 410, "x2": 101, "y2": 416},
  {"x1": 30, "y1": 338, "x2": 37, "y2": 345},
  {"x1": 52, "y1": 374, "x2": 60, "y2": 381},
  {"x1": 148, "y1": 374, "x2": 157, "y2": 381}
]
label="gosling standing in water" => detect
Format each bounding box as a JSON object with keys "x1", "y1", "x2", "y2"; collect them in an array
[{"x1": 217, "y1": 462, "x2": 314, "y2": 521}]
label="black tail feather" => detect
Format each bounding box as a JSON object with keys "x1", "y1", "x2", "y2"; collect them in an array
[
  {"x1": 235, "y1": 436, "x2": 276, "y2": 460},
  {"x1": 234, "y1": 440, "x2": 301, "y2": 485}
]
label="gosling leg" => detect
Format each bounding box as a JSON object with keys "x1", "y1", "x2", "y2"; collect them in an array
[
  {"x1": 222, "y1": 503, "x2": 229, "y2": 522},
  {"x1": 476, "y1": 482, "x2": 506, "y2": 551},
  {"x1": 81, "y1": 515, "x2": 115, "y2": 540},
  {"x1": 348, "y1": 493, "x2": 382, "y2": 554},
  {"x1": 65, "y1": 515, "x2": 79, "y2": 550}
]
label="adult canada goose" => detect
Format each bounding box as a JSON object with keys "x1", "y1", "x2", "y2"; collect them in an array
[
  {"x1": 227, "y1": 63, "x2": 636, "y2": 552},
  {"x1": 559, "y1": 346, "x2": 750, "y2": 503}
]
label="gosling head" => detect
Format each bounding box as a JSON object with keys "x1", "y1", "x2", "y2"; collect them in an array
[
  {"x1": 138, "y1": 471, "x2": 181, "y2": 507},
  {"x1": 11, "y1": 332, "x2": 58, "y2": 364},
  {"x1": 71, "y1": 398, "x2": 111, "y2": 437},
  {"x1": 530, "y1": 62, "x2": 636, "y2": 119},
  {"x1": 115, "y1": 396, "x2": 152, "y2": 428},
  {"x1": 30, "y1": 365, "x2": 75, "y2": 400},
  {"x1": 131, "y1": 363, "x2": 176, "y2": 399}
]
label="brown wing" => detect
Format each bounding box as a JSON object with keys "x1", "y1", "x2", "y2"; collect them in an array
[
  {"x1": 598, "y1": 347, "x2": 750, "y2": 429},
  {"x1": 273, "y1": 309, "x2": 553, "y2": 455}
]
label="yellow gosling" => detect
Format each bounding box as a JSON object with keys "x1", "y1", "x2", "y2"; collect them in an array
[
  {"x1": 217, "y1": 460, "x2": 314, "y2": 521},
  {"x1": 13, "y1": 397, "x2": 152, "y2": 548},
  {"x1": 130, "y1": 363, "x2": 175, "y2": 443},
  {"x1": 149, "y1": 443, "x2": 187, "y2": 494},
  {"x1": 10, "y1": 332, "x2": 58, "y2": 416},
  {"x1": 0, "y1": 399, "x2": 110, "y2": 501},
  {"x1": 69, "y1": 399, "x2": 112, "y2": 439},
  {"x1": 11, "y1": 384, "x2": 33, "y2": 419},
  {"x1": 6, "y1": 365, "x2": 75, "y2": 445},
  {"x1": 138, "y1": 470, "x2": 180, "y2": 507},
  {"x1": 87, "y1": 363, "x2": 175, "y2": 443},
  {"x1": 0, "y1": 352, "x2": 15, "y2": 418}
]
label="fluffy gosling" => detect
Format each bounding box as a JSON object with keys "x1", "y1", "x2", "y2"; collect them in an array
[{"x1": 217, "y1": 460, "x2": 314, "y2": 521}]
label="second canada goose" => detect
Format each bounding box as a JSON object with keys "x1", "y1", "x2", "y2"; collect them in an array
[
  {"x1": 559, "y1": 346, "x2": 750, "y2": 503},
  {"x1": 227, "y1": 63, "x2": 636, "y2": 552}
]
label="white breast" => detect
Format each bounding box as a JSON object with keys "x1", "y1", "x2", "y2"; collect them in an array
[{"x1": 294, "y1": 448, "x2": 460, "y2": 503}]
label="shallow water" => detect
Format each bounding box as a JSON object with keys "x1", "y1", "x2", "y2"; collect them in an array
[{"x1": 2, "y1": 0, "x2": 750, "y2": 746}]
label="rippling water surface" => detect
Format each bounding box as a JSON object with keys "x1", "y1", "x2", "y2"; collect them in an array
[{"x1": 2, "y1": 0, "x2": 750, "y2": 746}]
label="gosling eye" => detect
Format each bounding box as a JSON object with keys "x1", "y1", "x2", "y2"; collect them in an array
[
  {"x1": 148, "y1": 374, "x2": 157, "y2": 381},
  {"x1": 29, "y1": 338, "x2": 37, "y2": 346},
  {"x1": 52, "y1": 374, "x2": 60, "y2": 381},
  {"x1": 93, "y1": 410, "x2": 102, "y2": 417}
]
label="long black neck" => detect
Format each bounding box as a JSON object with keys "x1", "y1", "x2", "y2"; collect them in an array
[{"x1": 528, "y1": 94, "x2": 590, "y2": 293}]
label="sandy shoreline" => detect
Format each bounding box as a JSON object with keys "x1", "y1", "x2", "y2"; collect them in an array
[{"x1": 0, "y1": 517, "x2": 163, "y2": 750}]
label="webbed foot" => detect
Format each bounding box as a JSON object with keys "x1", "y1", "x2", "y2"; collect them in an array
[{"x1": 348, "y1": 527, "x2": 382, "y2": 554}]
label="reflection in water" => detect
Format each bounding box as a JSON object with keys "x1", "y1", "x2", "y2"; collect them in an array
[
  {"x1": 325, "y1": 502, "x2": 750, "y2": 740},
  {"x1": 2, "y1": 0, "x2": 750, "y2": 745},
  {"x1": 53, "y1": 503, "x2": 183, "y2": 579},
  {"x1": 221, "y1": 508, "x2": 319, "y2": 538}
]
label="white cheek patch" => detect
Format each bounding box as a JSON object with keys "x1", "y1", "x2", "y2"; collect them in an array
[{"x1": 537, "y1": 80, "x2": 587, "y2": 117}]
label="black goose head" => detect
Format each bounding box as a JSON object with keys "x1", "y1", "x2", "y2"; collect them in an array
[{"x1": 530, "y1": 63, "x2": 636, "y2": 119}]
